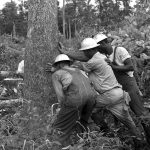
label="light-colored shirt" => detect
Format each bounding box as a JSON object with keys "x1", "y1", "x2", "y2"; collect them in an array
[
  {"x1": 52, "y1": 66, "x2": 88, "y2": 102},
  {"x1": 109, "y1": 46, "x2": 134, "y2": 77},
  {"x1": 17, "y1": 60, "x2": 24, "y2": 74},
  {"x1": 80, "y1": 52, "x2": 121, "y2": 94}
]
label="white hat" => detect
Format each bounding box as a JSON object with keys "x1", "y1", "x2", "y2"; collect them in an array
[
  {"x1": 79, "y1": 38, "x2": 100, "y2": 51},
  {"x1": 53, "y1": 54, "x2": 72, "y2": 65},
  {"x1": 93, "y1": 33, "x2": 108, "y2": 43}
]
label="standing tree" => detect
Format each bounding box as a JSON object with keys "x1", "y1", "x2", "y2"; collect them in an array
[
  {"x1": 63, "y1": 0, "x2": 66, "y2": 37},
  {"x1": 2, "y1": 1, "x2": 18, "y2": 35},
  {"x1": 0, "y1": 0, "x2": 28, "y2": 37},
  {"x1": 24, "y1": 0, "x2": 58, "y2": 112}
]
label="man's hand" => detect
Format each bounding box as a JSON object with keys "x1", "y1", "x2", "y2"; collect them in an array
[
  {"x1": 58, "y1": 42, "x2": 66, "y2": 54},
  {"x1": 140, "y1": 53, "x2": 150, "y2": 60},
  {"x1": 58, "y1": 42, "x2": 72, "y2": 54},
  {"x1": 45, "y1": 63, "x2": 56, "y2": 73},
  {"x1": 105, "y1": 58, "x2": 112, "y2": 65},
  {"x1": 105, "y1": 58, "x2": 116, "y2": 69},
  {"x1": 109, "y1": 63, "x2": 117, "y2": 69}
]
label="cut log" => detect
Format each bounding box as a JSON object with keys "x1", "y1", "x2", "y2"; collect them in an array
[{"x1": 0, "y1": 99, "x2": 24, "y2": 109}]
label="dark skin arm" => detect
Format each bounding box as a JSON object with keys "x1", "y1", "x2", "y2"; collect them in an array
[
  {"x1": 107, "y1": 58, "x2": 134, "y2": 72},
  {"x1": 58, "y1": 42, "x2": 89, "y2": 62},
  {"x1": 64, "y1": 51, "x2": 89, "y2": 62}
]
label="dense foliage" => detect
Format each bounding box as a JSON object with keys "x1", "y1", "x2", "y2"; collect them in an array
[{"x1": 0, "y1": 0, "x2": 28, "y2": 37}]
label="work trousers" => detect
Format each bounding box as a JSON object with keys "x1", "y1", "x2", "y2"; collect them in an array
[
  {"x1": 115, "y1": 73, "x2": 148, "y2": 116},
  {"x1": 53, "y1": 97, "x2": 95, "y2": 147},
  {"x1": 94, "y1": 87, "x2": 140, "y2": 137},
  {"x1": 114, "y1": 74, "x2": 150, "y2": 145}
]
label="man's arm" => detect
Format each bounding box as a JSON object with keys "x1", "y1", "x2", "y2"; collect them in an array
[
  {"x1": 58, "y1": 43, "x2": 89, "y2": 62},
  {"x1": 52, "y1": 74, "x2": 65, "y2": 103},
  {"x1": 110, "y1": 47, "x2": 134, "y2": 72},
  {"x1": 111, "y1": 58, "x2": 134, "y2": 72},
  {"x1": 66, "y1": 50, "x2": 89, "y2": 62}
]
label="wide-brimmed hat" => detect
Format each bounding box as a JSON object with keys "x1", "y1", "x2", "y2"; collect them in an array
[
  {"x1": 79, "y1": 38, "x2": 100, "y2": 51},
  {"x1": 53, "y1": 54, "x2": 72, "y2": 65},
  {"x1": 93, "y1": 33, "x2": 108, "y2": 43}
]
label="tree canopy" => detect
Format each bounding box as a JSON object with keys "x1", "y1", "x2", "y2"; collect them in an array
[{"x1": 0, "y1": 0, "x2": 150, "y2": 39}]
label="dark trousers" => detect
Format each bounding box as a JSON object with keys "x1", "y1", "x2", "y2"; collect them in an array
[
  {"x1": 115, "y1": 73, "x2": 150, "y2": 145},
  {"x1": 115, "y1": 74, "x2": 148, "y2": 116},
  {"x1": 53, "y1": 98, "x2": 95, "y2": 147}
]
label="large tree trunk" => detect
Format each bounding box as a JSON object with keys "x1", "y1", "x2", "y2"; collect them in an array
[{"x1": 24, "y1": 0, "x2": 58, "y2": 110}]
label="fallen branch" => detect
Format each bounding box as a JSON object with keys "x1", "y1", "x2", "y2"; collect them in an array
[{"x1": 0, "y1": 99, "x2": 23, "y2": 109}]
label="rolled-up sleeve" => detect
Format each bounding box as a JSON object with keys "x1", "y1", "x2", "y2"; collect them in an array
[
  {"x1": 119, "y1": 47, "x2": 131, "y2": 62},
  {"x1": 52, "y1": 73, "x2": 65, "y2": 103}
]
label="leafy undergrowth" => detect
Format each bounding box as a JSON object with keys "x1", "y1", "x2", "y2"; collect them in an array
[
  {"x1": 0, "y1": 100, "x2": 150, "y2": 150},
  {"x1": 0, "y1": 30, "x2": 149, "y2": 150}
]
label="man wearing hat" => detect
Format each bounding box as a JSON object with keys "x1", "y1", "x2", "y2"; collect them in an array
[
  {"x1": 51, "y1": 54, "x2": 96, "y2": 148},
  {"x1": 93, "y1": 33, "x2": 150, "y2": 145},
  {"x1": 93, "y1": 33, "x2": 149, "y2": 115},
  {"x1": 59, "y1": 38, "x2": 141, "y2": 139}
]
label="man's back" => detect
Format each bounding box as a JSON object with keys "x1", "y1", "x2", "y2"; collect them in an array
[{"x1": 52, "y1": 67, "x2": 96, "y2": 106}]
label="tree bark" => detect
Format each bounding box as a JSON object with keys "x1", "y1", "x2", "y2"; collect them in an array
[{"x1": 24, "y1": 0, "x2": 58, "y2": 110}]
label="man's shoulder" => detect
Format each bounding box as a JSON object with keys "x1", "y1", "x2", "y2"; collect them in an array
[
  {"x1": 52, "y1": 70, "x2": 64, "y2": 81},
  {"x1": 116, "y1": 46, "x2": 127, "y2": 52},
  {"x1": 93, "y1": 52, "x2": 106, "y2": 59},
  {"x1": 54, "y1": 69, "x2": 66, "y2": 74},
  {"x1": 88, "y1": 53, "x2": 105, "y2": 64},
  {"x1": 52, "y1": 70, "x2": 62, "y2": 76},
  {"x1": 116, "y1": 46, "x2": 130, "y2": 55}
]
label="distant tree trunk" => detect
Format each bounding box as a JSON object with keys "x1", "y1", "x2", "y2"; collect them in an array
[
  {"x1": 98, "y1": 0, "x2": 103, "y2": 21},
  {"x1": 74, "y1": 20, "x2": 77, "y2": 36},
  {"x1": 73, "y1": 0, "x2": 77, "y2": 36},
  {"x1": 68, "y1": 18, "x2": 71, "y2": 39},
  {"x1": 12, "y1": 22, "x2": 16, "y2": 38},
  {"x1": 66, "y1": 24, "x2": 69, "y2": 39},
  {"x1": 24, "y1": 0, "x2": 58, "y2": 110},
  {"x1": 63, "y1": 0, "x2": 66, "y2": 37}
]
